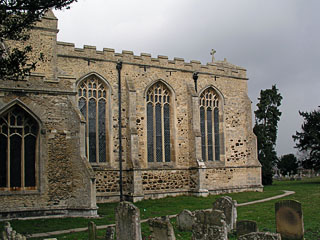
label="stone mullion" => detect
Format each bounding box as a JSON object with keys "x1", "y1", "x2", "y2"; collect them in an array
[
  {"x1": 95, "y1": 95, "x2": 99, "y2": 163},
  {"x1": 85, "y1": 86, "x2": 90, "y2": 162},
  {"x1": 7, "y1": 120, "x2": 10, "y2": 188},
  {"x1": 204, "y1": 106, "x2": 208, "y2": 162},
  {"x1": 161, "y1": 101, "x2": 165, "y2": 162},
  {"x1": 21, "y1": 124, "x2": 25, "y2": 188},
  {"x1": 211, "y1": 108, "x2": 215, "y2": 161},
  {"x1": 152, "y1": 102, "x2": 156, "y2": 162}
]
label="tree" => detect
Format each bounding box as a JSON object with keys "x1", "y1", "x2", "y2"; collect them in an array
[
  {"x1": 253, "y1": 85, "x2": 282, "y2": 185},
  {"x1": 277, "y1": 154, "x2": 299, "y2": 176},
  {"x1": 293, "y1": 108, "x2": 320, "y2": 171},
  {"x1": 0, "y1": 0, "x2": 76, "y2": 80}
]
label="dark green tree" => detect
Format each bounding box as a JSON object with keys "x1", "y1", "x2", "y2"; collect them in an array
[
  {"x1": 0, "y1": 0, "x2": 76, "y2": 80},
  {"x1": 253, "y1": 85, "x2": 282, "y2": 185},
  {"x1": 277, "y1": 154, "x2": 299, "y2": 176},
  {"x1": 293, "y1": 108, "x2": 320, "y2": 171}
]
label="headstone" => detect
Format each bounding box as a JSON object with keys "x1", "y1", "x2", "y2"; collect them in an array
[
  {"x1": 238, "y1": 232, "x2": 281, "y2": 240},
  {"x1": 275, "y1": 200, "x2": 304, "y2": 240},
  {"x1": 212, "y1": 196, "x2": 237, "y2": 232},
  {"x1": 148, "y1": 216, "x2": 176, "y2": 240},
  {"x1": 105, "y1": 226, "x2": 115, "y2": 240},
  {"x1": 236, "y1": 220, "x2": 258, "y2": 237},
  {"x1": 1, "y1": 222, "x2": 26, "y2": 240},
  {"x1": 115, "y1": 201, "x2": 142, "y2": 240},
  {"x1": 176, "y1": 209, "x2": 195, "y2": 231},
  {"x1": 192, "y1": 209, "x2": 228, "y2": 240},
  {"x1": 88, "y1": 221, "x2": 97, "y2": 240}
]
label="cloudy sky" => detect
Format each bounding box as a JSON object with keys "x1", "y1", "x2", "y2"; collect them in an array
[{"x1": 54, "y1": 0, "x2": 320, "y2": 157}]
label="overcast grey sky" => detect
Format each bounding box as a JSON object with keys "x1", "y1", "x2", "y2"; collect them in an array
[{"x1": 54, "y1": 0, "x2": 320, "y2": 157}]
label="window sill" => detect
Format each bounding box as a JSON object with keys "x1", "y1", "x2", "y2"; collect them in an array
[{"x1": 0, "y1": 188, "x2": 40, "y2": 196}]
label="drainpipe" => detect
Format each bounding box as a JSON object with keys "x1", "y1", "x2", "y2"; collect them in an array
[
  {"x1": 116, "y1": 60, "x2": 123, "y2": 202},
  {"x1": 193, "y1": 71, "x2": 199, "y2": 92}
]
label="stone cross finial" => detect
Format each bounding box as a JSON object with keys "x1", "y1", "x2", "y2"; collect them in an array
[{"x1": 210, "y1": 49, "x2": 216, "y2": 62}]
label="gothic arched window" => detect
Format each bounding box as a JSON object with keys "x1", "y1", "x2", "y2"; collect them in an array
[
  {"x1": 200, "y1": 88, "x2": 220, "y2": 161},
  {"x1": 0, "y1": 105, "x2": 38, "y2": 190},
  {"x1": 146, "y1": 82, "x2": 171, "y2": 162},
  {"x1": 78, "y1": 75, "x2": 109, "y2": 163}
]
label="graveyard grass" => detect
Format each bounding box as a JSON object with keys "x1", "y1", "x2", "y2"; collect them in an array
[{"x1": 1, "y1": 177, "x2": 319, "y2": 239}]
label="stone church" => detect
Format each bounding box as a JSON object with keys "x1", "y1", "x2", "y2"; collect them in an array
[{"x1": 0, "y1": 11, "x2": 262, "y2": 219}]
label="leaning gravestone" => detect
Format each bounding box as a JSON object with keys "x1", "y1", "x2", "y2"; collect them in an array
[
  {"x1": 212, "y1": 196, "x2": 237, "y2": 232},
  {"x1": 148, "y1": 216, "x2": 176, "y2": 240},
  {"x1": 115, "y1": 201, "x2": 142, "y2": 240},
  {"x1": 192, "y1": 209, "x2": 228, "y2": 240},
  {"x1": 236, "y1": 220, "x2": 258, "y2": 237},
  {"x1": 176, "y1": 209, "x2": 195, "y2": 231},
  {"x1": 275, "y1": 200, "x2": 304, "y2": 240},
  {"x1": 238, "y1": 232, "x2": 282, "y2": 240}
]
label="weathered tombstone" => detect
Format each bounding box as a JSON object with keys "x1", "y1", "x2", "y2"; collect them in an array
[
  {"x1": 212, "y1": 196, "x2": 237, "y2": 232},
  {"x1": 1, "y1": 222, "x2": 26, "y2": 240},
  {"x1": 238, "y1": 232, "x2": 282, "y2": 240},
  {"x1": 105, "y1": 226, "x2": 115, "y2": 240},
  {"x1": 148, "y1": 216, "x2": 176, "y2": 240},
  {"x1": 115, "y1": 201, "x2": 142, "y2": 240},
  {"x1": 88, "y1": 221, "x2": 97, "y2": 240},
  {"x1": 192, "y1": 209, "x2": 228, "y2": 240},
  {"x1": 176, "y1": 209, "x2": 195, "y2": 231},
  {"x1": 236, "y1": 220, "x2": 258, "y2": 237},
  {"x1": 275, "y1": 200, "x2": 304, "y2": 240}
]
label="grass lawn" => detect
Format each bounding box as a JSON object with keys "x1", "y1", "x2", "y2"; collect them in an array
[{"x1": 1, "y1": 177, "x2": 319, "y2": 239}]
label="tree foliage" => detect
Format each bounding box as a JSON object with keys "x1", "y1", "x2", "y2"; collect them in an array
[
  {"x1": 0, "y1": 0, "x2": 76, "y2": 79},
  {"x1": 293, "y1": 108, "x2": 320, "y2": 171},
  {"x1": 253, "y1": 85, "x2": 282, "y2": 185},
  {"x1": 277, "y1": 154, "x2": 299, "y2": 176}
]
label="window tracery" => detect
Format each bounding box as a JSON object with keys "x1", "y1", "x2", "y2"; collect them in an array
[
  {"x1": 199, "y1": 88, "x2": 220, "y2": 161},
  {"x1": 0, "y1": 105, "x2": 38, "y2": 190},
  {"x1": 78, "y1": 76, "x2": 109, "y2": 163},
  {"x1": 146, "y1": 82, "x2": 171, "y2": 162}
]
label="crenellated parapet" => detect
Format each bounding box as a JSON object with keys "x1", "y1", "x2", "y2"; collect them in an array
[{"x1": 56, "y1": 41, "x2": 247, "y2": 80}]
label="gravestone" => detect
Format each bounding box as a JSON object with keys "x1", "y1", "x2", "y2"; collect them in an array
[
  {"x1": 238, "y1": 232, "x2": 281, "y2": 240},
  {"x1": 115, "y1": 201, "x2": 142, "y2": 240},
  {"x1": 1, "y1": 222, "x2": 26, "y2": 240},
  {"x1": 88, "y1": 221, "x2": 97, "y2": 240},
  {"x1": 192, "y1": 209, "x2": 228, "y2": 240},
  {"x1": 275, "y1": 200, "x2": 304, "y2": 240},
  {"x1": 105, "y1": 226, "x2": 115, "y2": 240},
  {"x1": 176, "y1": 209, "x2": 195, "y2": 231},
  {"x1": 236, "y1": 220, "x2": 258, "y2": 237},
  {"x1": 148, "y1": 216, "x2": 176, "y2": 240},
  {"x1": 212, "y1": 196, "x2": 237, "y2": 232}
]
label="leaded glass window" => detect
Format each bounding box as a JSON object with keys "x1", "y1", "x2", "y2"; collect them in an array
[
  {"x1": 199, "y1": 88, "x2": 220, "y2": 161},
  {"x1": 146, "y1": 82, "x2": 171, "y2": 162},
  {"x1": 0, "y1": 105, "x2": 38, "y2": 190},
  {"x1": 78, "y1": 76, "x2": 108, "y2": 163}
]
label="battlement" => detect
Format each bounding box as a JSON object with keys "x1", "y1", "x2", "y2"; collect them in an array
[{"x1": 56, "y1": 41, "x2": 247, "y2": 79}]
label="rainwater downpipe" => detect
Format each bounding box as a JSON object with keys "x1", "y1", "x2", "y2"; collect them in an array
[{"x1": 116, "y1": 60, "x2": 123, "y2": 202}]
